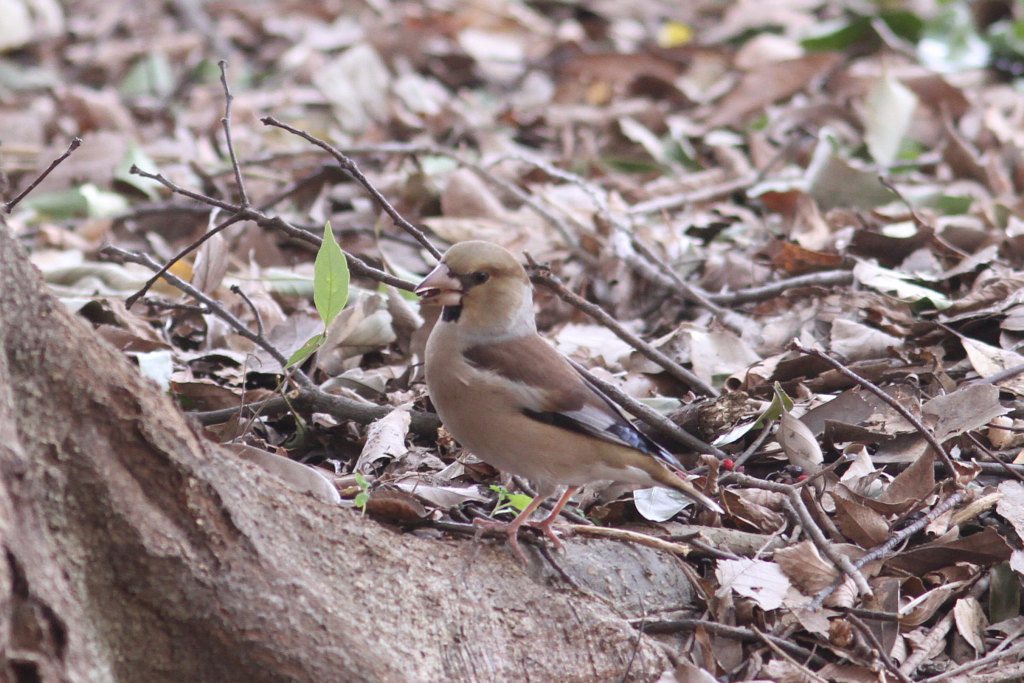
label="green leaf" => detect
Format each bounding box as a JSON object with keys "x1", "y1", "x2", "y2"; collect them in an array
[
  {"x1": 759, "y1": 382, "x2": 794, "y2": 425},
  {"x1": 314, "y1": 222, "x2": 350, "y2": 328},
  {"x1": 489, "y1": 485, "x2": 533, "y2": 516},
  {"x1": 23, "y1": 183, "x2": 129, "y2": 219},
  {"x1": 286, "y1": 333, "x2": 325, "y2": 369},
  {"x1": 119, "y1": 52, "x2": 175, "y2": 98},
  {"x1": 802, "y1": 17, "x2": 872, "y2": 52}
]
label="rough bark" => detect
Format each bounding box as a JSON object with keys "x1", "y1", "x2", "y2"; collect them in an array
[{"x1": 0, "y1": 223, "x2": 680, "y2": 682}]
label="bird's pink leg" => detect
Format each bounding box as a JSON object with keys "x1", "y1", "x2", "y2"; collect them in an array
[
  {"x1": 473, "y1": 494, "x2": 547, "y2": 563},
  {"x1": 473, "y1": 486, "x2": 580, "y2": 561},
  {"x1": 525, "y1": 486, "x2": 579, "y2": 550}
]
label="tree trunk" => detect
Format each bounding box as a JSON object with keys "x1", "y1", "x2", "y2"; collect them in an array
[{"x1": 0, "y1": 222, "x2": 678, "y2": 682}]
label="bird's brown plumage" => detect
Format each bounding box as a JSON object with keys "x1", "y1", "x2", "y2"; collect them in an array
[{"x1": 417, "y1": 240, "x2": 720, "y2": 560}]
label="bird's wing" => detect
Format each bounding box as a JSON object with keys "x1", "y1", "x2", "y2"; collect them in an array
[{"x1": 462, "y1": 335, "x2": 678, "y2": 465}]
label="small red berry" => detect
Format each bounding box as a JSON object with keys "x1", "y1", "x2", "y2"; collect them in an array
[
  {"x1": 722, "y1": 458, "x2": 735, "y2": 471},
  {"x1": 797, "y1": 474, "x2": 810, "y2": 482}
]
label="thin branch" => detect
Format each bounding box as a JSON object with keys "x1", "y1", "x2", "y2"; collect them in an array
[
  {"x1": 230, "y1": 284, "x2": 265, "y2": 338},
  {"x1": 793, "y1": 341, "x2": 957, "y2": 479},
  {"x1": 527, "y1": 256, "x2": 719, "y2": 396},
  {"x1": 566, "y1": 524, "x2": 699, "y2": 557},
  {"x1": 260, "y1": 116, "x2": 442, "y2": 260},
  {"x1": 808, "y1": 490, "x2": 965, "y2": 609},
  {"x1": 218, "y1": 60, "x2": 250, "y2": 207},
  {"x1": 845, "y1": 608, "x2": 914, "y2": 683},
  {"x1": 125, "y1": 212, "x2": 246, "y2": 308},
  {"x1": 627, "y1": 238, "x2": 754, "y2": 336},
  {"x1": 128, "y1": 166, "x2": 416, "y2": 290},
  {"x1": 626, "y1": 174, "x2": 759, "y2": 216},
  {"x1": 900, "y1": 574, "x2": 989, "y2": 678},
  {"x1": 4, "y1": 137, "x2": 82, "y2": 212},
  {"x1": 102, "y1": 245, "x2": 316, "y2": 392},
  {"x1": 189, "y1": 393, "x2": 441, "y2": 437},
  {"x1": 782, "y1": 494, "x2": 873, "y2": 599},
  {"x1": 751, "y1": 626, "x2": 829, "y2": 683},
  {"x1": 706, "y1": 270, "x2": 854, "y2": 306},
  {"x1": 640, "y1": 618, "x2": 827, "y2": 667},
  {"x1": 566, "y1": 357, "x2": 726, "y2": 457}
]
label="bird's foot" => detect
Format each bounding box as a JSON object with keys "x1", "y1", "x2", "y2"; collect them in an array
[
  {"x1": 524, "y1": 516, "x2": 565, "y2": 551},
  {"x1": 472, "y1": 517, "x2": 531, "y2": 563}
]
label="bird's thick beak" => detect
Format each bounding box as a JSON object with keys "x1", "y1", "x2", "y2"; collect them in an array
[{"x1": 415, "y1": 263, "x2": 463, "y2": 306}]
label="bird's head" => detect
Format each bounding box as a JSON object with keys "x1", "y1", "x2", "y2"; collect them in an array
[{"x1": 416, "y1": 241, "x2": 535, "y2": 338}]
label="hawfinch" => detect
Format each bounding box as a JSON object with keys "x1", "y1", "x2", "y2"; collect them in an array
[{"x1": 417, "y1": 241, "x2": 721, "y2": 560}]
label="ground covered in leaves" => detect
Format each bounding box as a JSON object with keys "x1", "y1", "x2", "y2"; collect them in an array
[{"x1": 4, "y1": 0, "x2": 1024, "y2": 680}]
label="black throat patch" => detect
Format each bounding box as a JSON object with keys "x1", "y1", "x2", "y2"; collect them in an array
[{"x1": 441, "y1": 306, "x2": 462, "y2": 322}]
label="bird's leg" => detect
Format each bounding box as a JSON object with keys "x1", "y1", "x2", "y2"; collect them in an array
[
  {"x1": 473, "y1": 494, "x2": 548, "y2": 563},
  {"x1": 524, "y1": 486, "x2": 579, "y2": 550}
]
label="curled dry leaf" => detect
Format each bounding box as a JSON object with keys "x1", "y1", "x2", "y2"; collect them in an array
[
  {"x1": 831, "y1": 493, "x2": 889, "y2": 548},
  {"x1": 355, "y1": 407, "x2": 411, "y2": 475},
  {"x1": 988, "y1": 416, "x2": 1024, "y2": 449},
  {"x1": 776, "y1": 410, "x2": 822, "y2": 478},
  {"x1": 364, "y1": 486, "x2": 427, "y2": 523},
  {"x1": 720, "y1": 488, "x2": 786, "y2": 533}
]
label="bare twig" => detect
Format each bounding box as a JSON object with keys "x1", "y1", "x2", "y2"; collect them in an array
[
  {"x1": 260, "y1": 116, "x2": 442, "y2": 260},
  {"x1": 4, "y1": 137, "x2": 82, "y2": 212},
  {"x1": 752, "y1": 626, "x2": 829, "y2": 683},
  {"x1": 527, "y1": 256, "x2": 719, "y2": 396},
  {"x1": 566, "y1": 524, "x2": 698, "y2": 557},
  {"x1": 230, "y1": 284, "x2": 265, "y2": 338},
  {"x1": 808, "y1": 490, "x2": 966, "y2": 609},
  {"x1": 626, "y1": 239, "x2": 755, "y2": 336},
  {"x1": 966, "y1": 433, "x2": 1024, "y2": 484},
  {"x1": 189, "y1": 393, "x2": 441, "y2": 437},
  {"x1": 103, "y1": 245, "x2": 316, "y2": 392},
  {"x1": 731, "y1": 422, "x2": 774, "y2": 469},
  {"x1": 640, "y1": 618, "x2": 826, "y2": 667},
  {"x1": 793, "y1": 341, "x2": 957, "y2": 479},
  {"x1": 128, "y1": 166, "x2": 415, "y2": 290},
  {"x1": 782, "y1": 494, "x2": 873, "y2": 599},
  {"x1": 125, "y1": 212, "x2": 246, "y2": 308},
  {"x1": 964, "y1": 359, "x2": 1024, "y2": 387},
  {"x1": 566, "y1": 357, "x2": 725, "y2": 457},
  {"x1": 845, "y1": 612, "x2": 914, "y2": 683},
  {"x1": 900, "y1": 574, "x2": 989, "y2": 678},
  {"x1": 706, "y1": 270, "x2": 854, "y2": 306},
  {"x1": 218, "y1": 61, "x2": 250, "y2": 207},
  {"x1": 627, "y1": 174, "x2": 760, "y2": 216}
]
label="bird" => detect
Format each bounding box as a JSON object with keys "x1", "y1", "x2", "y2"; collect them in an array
[{"x1": 416, "y1": 240, "x2": 722, "y2": 561}]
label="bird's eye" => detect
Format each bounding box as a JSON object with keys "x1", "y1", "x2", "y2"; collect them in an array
[{"x1": 469, "y1": 271, "x2": 490, "y2": 285}]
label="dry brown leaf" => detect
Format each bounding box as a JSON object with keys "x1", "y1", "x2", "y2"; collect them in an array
[
  {"x1": 832, "y1": 493, "x2": 889, "y2": 548},
  {"x1": 706, "y1": 53, "x2": 842, "y2": 128},
  {"x1": 922, "y1": 383, "x2": 1009, "y2": 442}
]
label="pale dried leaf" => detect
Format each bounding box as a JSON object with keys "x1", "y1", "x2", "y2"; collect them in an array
[
  {"x1": 231, "y1": 444, "x2": 341, "y2": 505},
  {"x1": 996, "y1": 481, "x2": 1024, "y2": 543},
  {"x1": 953, "y1": 596, "x2": 988, "y2": 654},
  {"x1": 864, "y1": 72, "x2": 918, "y2": 166},
  {"x1": 716, "y1": 558, "x2": 790, "y2": 611},
  {"x1": 355, "y1": 408, "x2": 411, "y2": 475},
  {"x1": 776, "y1": 410, "x2": 822, "y2": 476}
]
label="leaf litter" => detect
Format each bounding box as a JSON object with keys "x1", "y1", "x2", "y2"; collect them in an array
[{"x1": 5, "y1": 0, "x2": 1024, "y2": 678}]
